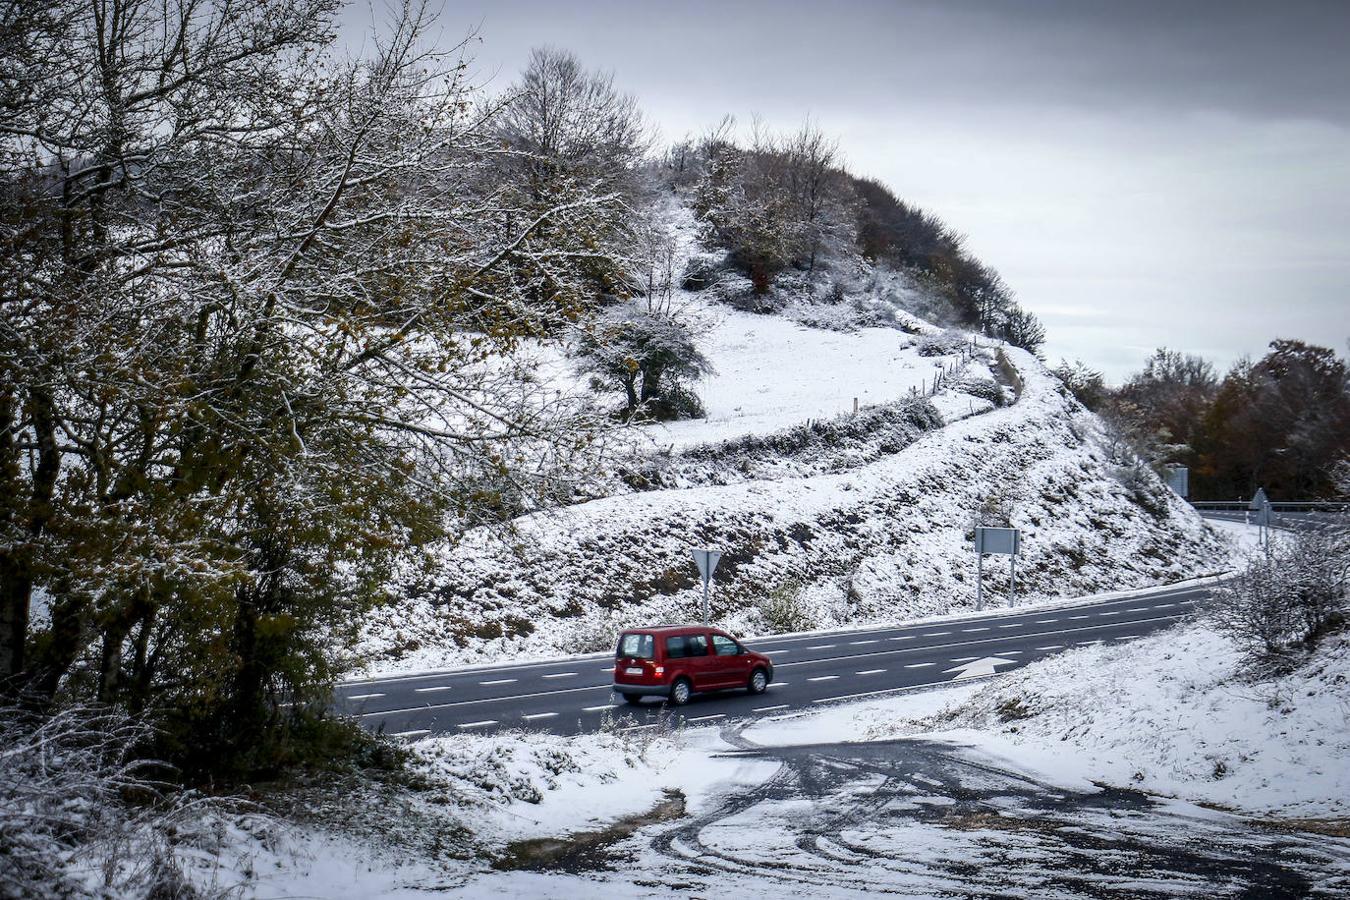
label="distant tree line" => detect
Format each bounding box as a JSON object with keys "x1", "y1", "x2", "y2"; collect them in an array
[{"x1": 1056, "y1": 341, "x2": 1350, "y2": 501}]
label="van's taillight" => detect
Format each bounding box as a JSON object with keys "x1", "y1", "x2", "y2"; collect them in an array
[{"x1": 654, "y1": 666, "x2": 664, "y2": 676}]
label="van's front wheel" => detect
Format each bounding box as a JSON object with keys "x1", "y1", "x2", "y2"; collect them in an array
[
  {"x1": 748, "y1": 668, "x2": 768, "y2": 695},
  {"x1": 668, "y1": 678, "x2": 692, "y2": 706}
]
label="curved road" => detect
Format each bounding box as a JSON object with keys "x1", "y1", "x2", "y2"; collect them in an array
[{"x1": 337, "y1": 581, "x2": 1212, "y2": 739}]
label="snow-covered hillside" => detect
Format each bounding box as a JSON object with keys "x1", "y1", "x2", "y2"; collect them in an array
[{"x1": 357, "y1": 307, "x2": 1227, "y2": 674}]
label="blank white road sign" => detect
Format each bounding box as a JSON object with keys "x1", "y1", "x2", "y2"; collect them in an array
[{"x1": 975, "y1": 527, "x2": 1020, "y2": 555}]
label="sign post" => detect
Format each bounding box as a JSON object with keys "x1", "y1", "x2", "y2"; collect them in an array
[
  {"x1": 1249, "y1": 488, "x2": 1270, "y2": 550},
  {"x1": 691, "y1": 548, "x2": 722, "y2": 625},
  {"x1": 974, "y1": 526, "x2": 1021, "y2": 609}
]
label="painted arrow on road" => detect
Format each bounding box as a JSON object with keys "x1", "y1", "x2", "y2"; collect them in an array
[{"x1": 944, "y1": 657, "x2": 1017, "y2": 680}]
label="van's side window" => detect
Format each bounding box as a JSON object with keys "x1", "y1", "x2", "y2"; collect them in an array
[
  {"x1": 712, "y1": 635, "x2": 739, "y2": 656},
  {"x1": 686, "y1": 634, "x2": 710, "y2": 656}
]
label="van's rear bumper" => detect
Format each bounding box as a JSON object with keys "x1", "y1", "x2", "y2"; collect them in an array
[{"x1": 613, "y1": 683, "x2": 669, "y2": 697}]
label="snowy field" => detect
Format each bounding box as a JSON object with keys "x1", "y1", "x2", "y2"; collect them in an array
[{"x1": 643, "y1": 306, "x2": 955, "y2": 449}]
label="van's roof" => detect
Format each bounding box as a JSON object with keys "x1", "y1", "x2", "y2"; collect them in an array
[{"x1": 619, "y1": 623, "x2": 719, "y2": 635}]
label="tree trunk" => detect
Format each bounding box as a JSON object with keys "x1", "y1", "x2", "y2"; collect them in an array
[
  {"x1": 639, "y1": 365, "x2": 663, "y2": 404},
  {"x1": 622, "y1": 374, "x2": 639, "y2": 418},
  {"x1": 25, "y1": 587, "x2": 89, "y2": 705},
  {"x1": 0, "y1": 556, "x2": 30, "y2": 693},
  {"x1": 230, "y1": 587, "x2": 265, "y2": 746},
  {"x1": 0, "y1": 389, "x2": 60, "y2": 695}
]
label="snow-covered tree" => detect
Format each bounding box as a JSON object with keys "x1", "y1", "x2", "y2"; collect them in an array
[
  {"x1": 0, "y1": 0, "x2": 622, "y2": 770},
  {"x1": 576, "y1": 301, "x2": 713, "y2": 421}
]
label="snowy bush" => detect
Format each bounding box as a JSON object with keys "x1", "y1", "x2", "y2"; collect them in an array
[
  {"x1": 1208, "y1": 529, "x2": 1349, "y2": 668},
  {"x1": 914, "y1": 329, "x2": 969, "y2": 357},
  {"x1": 951, "y1": 376, "x2": 1007, "y2": 408},
  {"x1": 759, "y1": 581, "x2": 818, "y2": 634},
  {"x1": 0, "y1": 706, "x2": 263, "y2": 899},
  {"x1": 681, "y1": 252, "x2": 724, "y2": 291}
]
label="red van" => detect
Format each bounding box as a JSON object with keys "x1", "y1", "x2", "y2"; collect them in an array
[{"x1": 613, "y1": 624, "x2": 774, "y2": 706}]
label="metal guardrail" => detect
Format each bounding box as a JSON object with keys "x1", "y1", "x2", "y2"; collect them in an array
[{"x1": 1190, "y1": 500, "x2": 1349, "y2": 513}]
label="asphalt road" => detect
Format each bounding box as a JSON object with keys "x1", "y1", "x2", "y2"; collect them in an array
[{"x1": 336, "y1": 581, "x2": 1211, "y2": 740}]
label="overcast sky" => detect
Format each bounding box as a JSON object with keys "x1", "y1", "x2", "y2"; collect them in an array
[{"x1": 355, "y1": 0, "x2": 1350, "y2": 381}]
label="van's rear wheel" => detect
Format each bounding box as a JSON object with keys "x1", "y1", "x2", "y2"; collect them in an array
[
  {"x1": 668, "y1": 678, "x2": 692, "y2": 706},
  {"x1": 748, "y1": 668, "x2": 768, "y2": 695}
]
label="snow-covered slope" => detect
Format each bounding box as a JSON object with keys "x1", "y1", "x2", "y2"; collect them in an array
[
  {"x1": 916, "y1": 624, "x2": 1350, "y2": 820},
  {"x1": 358, "y1": 329, "x2": 1227, "y2": 673}
]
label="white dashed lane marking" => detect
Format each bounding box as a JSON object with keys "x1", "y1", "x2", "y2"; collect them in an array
[
  {"x1": 753, "y1": 705, "x2": 789, "y2": 713},
  {"x1": 807, "y1": 675, "x2": 840, "y2": 682},
  {"x1": 962, "y1": 627, "x2": 990, "y2": 633},
  {"x1": 583, "y1": 705, "x2": 616, "y2": 712},
  {"x1": 480, "y1": 679, "x2": 517, "y2": 686},
  {"x1": 458, "y1": 720, "x2": 497, "y2": 729},
  {"x1": 856, "y1": 669, "x2": 886, "y2": 675},
  {"x1": 806, "y1": 644, "x2": 837, "y2": 650},
  {"x1": 413, "y1": 686, "x2": 452, "y2": 693},
  {"x1": 925, "y1": 631, "x2": 952, "y2": 637},
  {"x1": 522, "y1": 712, "x2": 558, "y2": 721},
  {"x1": 346, "y1": 693, "x2": 384, "y2": 700},
  {"x1": 904, "y1": 662, "x2": 936, "y2": 669},
  {"x1": 542, "y1": 672, "x2": 577, "y2": 679},
  {"x1": 850, "y1": 639, "x2": 880, "y2": 645},
  {"x1": 391, "y1": 729, "x2": 430, "y2": 738},
  {"x1": 687, "y1": 714, "x2": 725, "y2": 722}
]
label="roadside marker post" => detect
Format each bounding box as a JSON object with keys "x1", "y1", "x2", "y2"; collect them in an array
[
  {"x1": 974, "y1": 526, "x2": 1021, "y2": 610},
  {"x1": 691, "y1": 548, "x2": 722, "y2": 625},
  {"x1": 1250, "y1": 488, "x2": 1271, "y2": 550}
]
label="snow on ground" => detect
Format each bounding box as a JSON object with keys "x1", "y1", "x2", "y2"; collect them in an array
[
  {"x1": 858, "y1": 623, "x2": 1350, "y2": 820},
  {"x1": 642, "y1": 306, "x2": 948, "y2": 450},
  {"x1": 358, "y1": 341, "x2": 1227, "y2": 675},
  {"x1": 227, "y1": 725, "x2": 777, "y2": 899}
]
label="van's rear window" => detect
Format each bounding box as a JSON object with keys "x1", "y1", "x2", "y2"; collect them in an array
[{"x1": 617, "y1": 633, "x2": 654, "y2": 659}]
